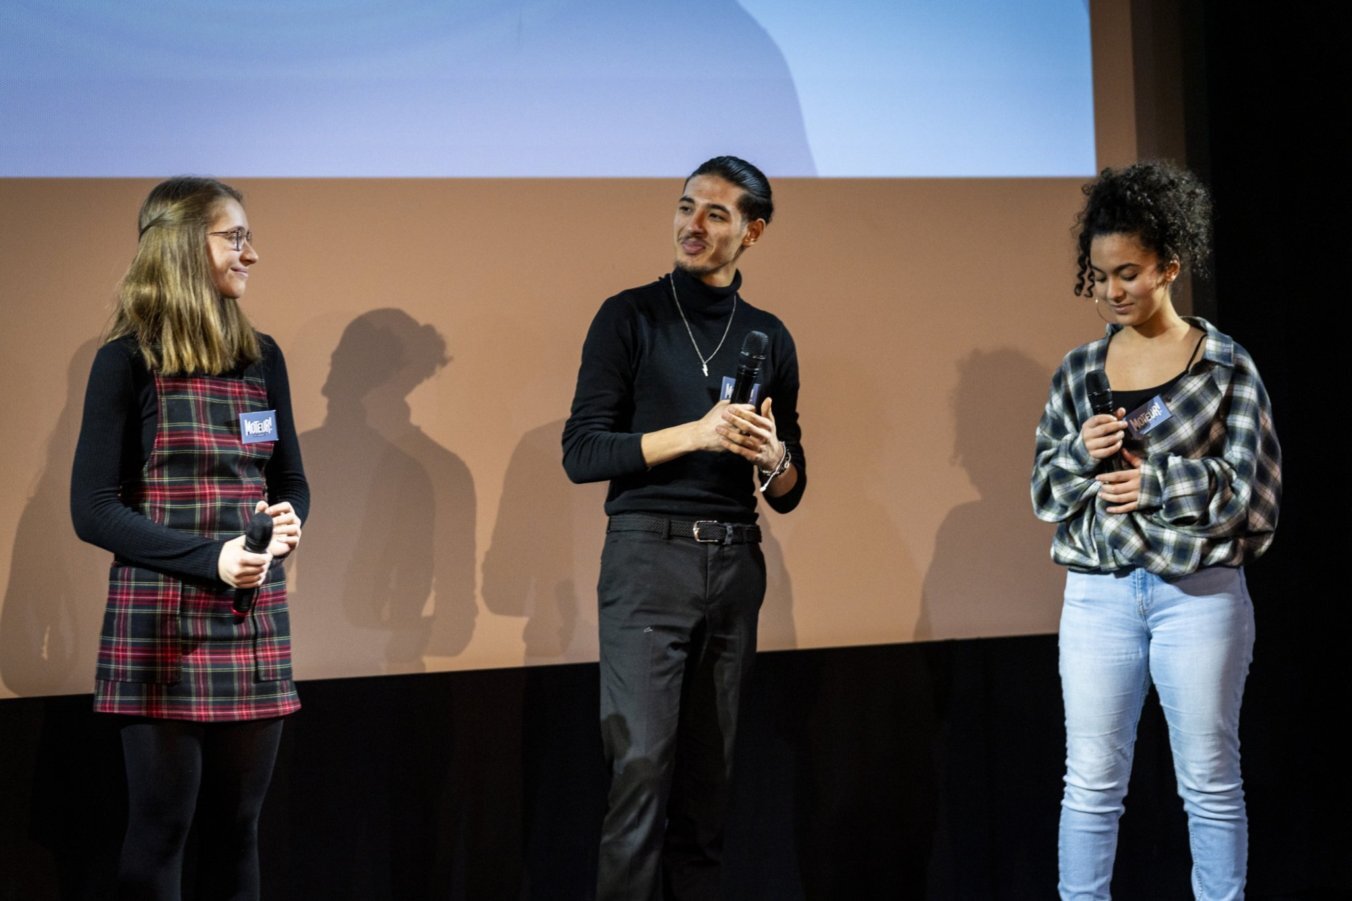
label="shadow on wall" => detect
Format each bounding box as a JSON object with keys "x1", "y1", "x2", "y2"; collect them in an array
[
  {"x1": 481, "y1": 418, "x2": 607, "y2": 664},
  {"x1": 449, "y1": 0, "x2": 818, "y2": 175},
  {"x1": 757, "y1": 515, "x2": 796, "y2": 651},
  {"x1": 294, "y1": 309, "x2": 476, "y2": 680},
  {"x1": 1, "y1": 339, "x2": 109, "y2": 698},
  {"x1": 783, "y1": 354, "x2": 917, "y2": 642},
  {"x1": 481, "y1": 418, "x2": 796, "y2": 664},
  {"x1": 915, "y1": 347, "x2": 1066, "y2": 898},
  {"x1": 916, "y1": 347, "x2": 1062, "y2": 641}
]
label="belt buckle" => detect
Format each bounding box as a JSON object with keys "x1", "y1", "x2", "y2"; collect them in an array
[{"x1": 692, "y1": 520, "x2": 722, "y2": 544}]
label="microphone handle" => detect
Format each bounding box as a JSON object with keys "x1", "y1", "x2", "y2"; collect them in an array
[
  {"x1": 1096, "y1": 405, "x2": 1124, "y2": 472},
  {"x1": 730, "y1": 365, "x2": 760, "y2": 406},
  {"x1": 232, "y1": 513, "x2": 274, "y2": 617}
]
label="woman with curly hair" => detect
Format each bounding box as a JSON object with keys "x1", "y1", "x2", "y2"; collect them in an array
[
  {"x1": 71, "y1": 177, "x2": 308, "y2": 900},
  {"x1": 1031, "y1": 161, "x2": 1280, "y2": 899}
]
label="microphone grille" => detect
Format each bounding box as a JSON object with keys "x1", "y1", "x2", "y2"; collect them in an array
[
  {"x1": 741, "y1": 330, "x2": 769, "y2": 359},
  {"x1": 244, "y1": 511, "x2": 274, "y2": 551}
]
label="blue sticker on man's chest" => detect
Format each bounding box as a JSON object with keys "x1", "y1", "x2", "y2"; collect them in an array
[
  {"x1": 239, "y1": 409, "x2": 277, "y2": 444},
  {"x1": 719, "y1": 376, "x2": 761, "y2": 405},
  {"x1": 1125, "y1": 395, "x2": 1172, "y2": 437}
]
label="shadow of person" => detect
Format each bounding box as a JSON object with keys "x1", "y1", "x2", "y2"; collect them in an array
[
  {"x1": 478, "y1": 419, "x2": 607, "y2": 894},
  {"x1": 755, "y1": 516, "x2": 796, "y2": 652},
  {"x1": 1, "y1": 338, "x2": 108, "y2": 698},
  {"x1": 779, "y1": 355, "x2": 921, "y2": 638},
  {"x1": 361, "y1": 314, "x2": 477, "y2": 663},
  {"x1": 279, "y1": 311, "x2": 483, "y2": 899},
  {"x1": 481, "y1": 418, "x2": 606, "y2": 664},
  {"x1": 916, "y1": 347, "x2": 1062, "y2": 641},
  {"x1": 916, "y1": 347, "x2": 1065, "y2": 897},
  {"x1": 763, "y1": 357, "x2": 933, "y2": 896},
  {"x1": 0, "y1": 340, "x2": 126, "y2": 896},
  {"x1": 294, "y1": 309, "x2": 476, "y2": 680}
]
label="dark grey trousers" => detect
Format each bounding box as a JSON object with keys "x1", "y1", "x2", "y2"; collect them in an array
[{"x1": 595, "y1": 525, "x2": 766, "y2": 901}]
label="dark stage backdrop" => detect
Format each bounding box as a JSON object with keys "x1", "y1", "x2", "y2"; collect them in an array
[{"x1": 2, "y1": 2, "x2": 1347, "y2": 898}]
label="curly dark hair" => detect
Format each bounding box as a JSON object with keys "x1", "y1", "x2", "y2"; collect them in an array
[{"x1": 1073, "y1": 161, "x2": 1212, "y2": 297}]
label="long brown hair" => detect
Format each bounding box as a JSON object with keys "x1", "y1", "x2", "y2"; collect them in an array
[{"x1": 107, "y1": 176, "x2": 261, "y2": 374}]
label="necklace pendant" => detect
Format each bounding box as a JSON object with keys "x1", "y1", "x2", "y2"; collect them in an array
[{"x1": 669, "y1": 275, "x2": 736, "y2": 383}]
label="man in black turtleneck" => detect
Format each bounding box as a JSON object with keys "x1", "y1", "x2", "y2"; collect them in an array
[{"x1": 563, "y1": 156, "x2": 807, "y2": 901}]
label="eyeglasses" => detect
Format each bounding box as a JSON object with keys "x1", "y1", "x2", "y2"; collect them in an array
[{"x1": 208, "y1": 228, "x2": 254, "y2": 251}]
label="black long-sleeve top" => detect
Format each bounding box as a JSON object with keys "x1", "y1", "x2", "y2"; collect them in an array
[
  {"x1": 70, "y1": 334, "x2": 310, "y2": 585},
  {"x1": 562, "y1": 267, "x2": 806, "y2": 522}
]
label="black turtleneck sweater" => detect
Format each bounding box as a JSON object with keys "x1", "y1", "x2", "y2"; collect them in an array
[{"x1": 562, "y1": 266, "x2": 806, "y2": 522}]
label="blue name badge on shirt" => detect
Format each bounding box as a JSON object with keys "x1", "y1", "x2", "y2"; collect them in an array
[
  {"x1": 240, "y1": 410, "x2": 277, "y2": 444},
  {"x1": 719, "y1": 376, "x2": 761, "y2": 405},
  {"x1": 1124, "y1": 395, "x2": 1172, "y2": 437}
]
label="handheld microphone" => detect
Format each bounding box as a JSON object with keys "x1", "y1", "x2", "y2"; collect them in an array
[
  {"x1": 1086, "y1": 369, "x2": 1122, "y2": 470},
  {"x1": 231, "y1": 511, "x2": 274, "y2": 617},
  {"x1": 730, "y1": 330, "x2": 768, "y2": 405},
  {"x1": 1086, "y1": 370, "x2": 1114, "y2": 417}
]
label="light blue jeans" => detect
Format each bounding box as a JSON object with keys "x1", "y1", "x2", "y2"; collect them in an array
[{"x1": 1058, "y1": 566, "x2": 1254, "y2": 901}]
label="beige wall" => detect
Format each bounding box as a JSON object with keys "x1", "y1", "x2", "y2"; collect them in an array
[{"x1": 0, "y1": 175, "x2": 1110, "y2": 697}]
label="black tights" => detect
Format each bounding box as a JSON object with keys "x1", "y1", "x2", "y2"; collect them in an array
[{"x1": 117, "y1": 717, "x2": 283, "y2": 901}]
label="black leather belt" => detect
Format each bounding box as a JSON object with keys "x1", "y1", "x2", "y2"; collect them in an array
[{"x1": 607, "y1": 513, "x2": 761, "y2": 545}]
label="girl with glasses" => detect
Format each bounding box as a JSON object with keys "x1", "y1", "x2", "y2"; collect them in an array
[{"x1": 71, "y1": 176, "x2": 308, "y2": 900}]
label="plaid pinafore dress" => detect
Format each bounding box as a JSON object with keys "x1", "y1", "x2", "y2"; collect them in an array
[{"x1": 94, "y1": 366, "x2": 300, "y2": 721}]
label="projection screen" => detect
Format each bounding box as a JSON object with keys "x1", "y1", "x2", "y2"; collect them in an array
[{"x1": 0, "y1": 0, "x2": 1151, "y2": 696}]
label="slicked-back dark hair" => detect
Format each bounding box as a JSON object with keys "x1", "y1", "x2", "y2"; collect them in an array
[
  {"x1": 687, "y1": 156, "x2": 774, "y2": 225},
  {"x1": 1073, "y1": 160, "x2": 1212, "y2": 297}
]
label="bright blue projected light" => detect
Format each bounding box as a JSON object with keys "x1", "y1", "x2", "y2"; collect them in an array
[{"x1": 0, "y1": 1, "x2": 1095, "y2": 177}]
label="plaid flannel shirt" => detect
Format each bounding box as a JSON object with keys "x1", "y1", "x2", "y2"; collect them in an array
[{"x1": 1031, "y1": 318, "x2": 1281, "y2": 576}]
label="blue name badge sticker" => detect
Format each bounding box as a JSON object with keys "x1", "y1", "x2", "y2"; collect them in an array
[
  {"x1": 239, "y1": 409, "x2": 277, "y2": 444},
  {"x1": 719, "y1": 376, "x2": 761, "y2": 406},
  {"x1": 1124, "y1": 395, "x2": 1172, "y2": 438}
]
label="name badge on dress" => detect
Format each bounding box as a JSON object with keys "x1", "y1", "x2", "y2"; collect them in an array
[
  {"x1": 719, "y1": 376, "x2": 761, "y2": 405},
  {"x1": 240, "y1": 410, "x2": 277, "y2": 444},
  {"x1": 1124, "y1": 395, "x2": 1172, "y2": 438}
]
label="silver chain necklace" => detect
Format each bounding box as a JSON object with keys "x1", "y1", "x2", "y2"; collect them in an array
[{"x1": 669, "y1": 274, "x2": 737, "y2": 377}]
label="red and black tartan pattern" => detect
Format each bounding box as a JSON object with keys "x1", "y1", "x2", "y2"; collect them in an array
[{"x1": 95, "y1": 373, "x2": 300, "y2": 721}]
